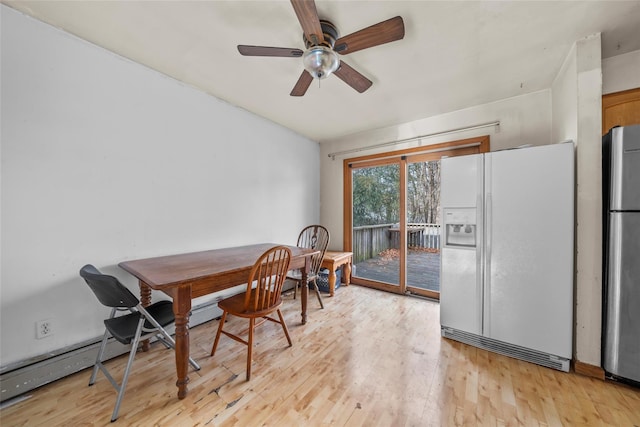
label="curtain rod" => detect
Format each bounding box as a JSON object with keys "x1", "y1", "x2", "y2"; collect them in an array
[{"x1": 327, "y1": 120, "x2": 500, "y2": 160}]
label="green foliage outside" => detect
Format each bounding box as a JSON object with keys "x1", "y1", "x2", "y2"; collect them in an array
[
  {"x1": 352, "y1": 161, "x2": 440, "y2": 227},
  {"x1": 352, "y1": 165, "x2": 400, "y2": 227}
]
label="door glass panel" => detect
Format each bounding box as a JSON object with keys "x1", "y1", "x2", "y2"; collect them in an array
[
  {"x1": 406, "y1": 160, "x2": 441, "y2": 294},
  {"x1": 352, "y1": 164, "x2": 400, "y2": 287}
]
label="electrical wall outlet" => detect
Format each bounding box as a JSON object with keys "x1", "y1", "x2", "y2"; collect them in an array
[{"x1": 36, "y1": 319, "x2": 53, "y2": 339}]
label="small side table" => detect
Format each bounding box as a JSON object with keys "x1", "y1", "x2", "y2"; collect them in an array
[{"x1": 321, "y1": 251, "x2": 353, "y2": 296}]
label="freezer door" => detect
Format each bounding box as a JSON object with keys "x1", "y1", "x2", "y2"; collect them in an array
[
  {"x1": 604, "y1": 212, "x2": 640, "y2": 382},
  {"x1": 440, "y1": 246, "x2": 482, "y2": 334},
  {"x1": 610, "y1": 125, "x2": 640, "y2": 211},
  {"x1": 484, "y1": 143, "x2": 574, "y2": 358},
  {"x1": 440, "y1": 154, "x2": 483, "y2": 208},
  {"x1": 440, "y1": 154, "x2": 483, "y2": 334}
]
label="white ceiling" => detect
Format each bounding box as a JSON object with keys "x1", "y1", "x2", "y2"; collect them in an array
[{"x1": 4, "y1": 1, "x2": 640, "y2": 143}]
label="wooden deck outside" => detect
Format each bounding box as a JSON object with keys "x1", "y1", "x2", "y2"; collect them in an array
[{"x1": 354, "y1": 249, "x2": 440, "y2": 292}]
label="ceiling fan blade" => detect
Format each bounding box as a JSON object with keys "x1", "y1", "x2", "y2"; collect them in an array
[
  {"x1": 290, "y1": 70, "x2": 314, "y2": 96},
  {"x1": 334, "y1": 16, "x2": 405, "y2": 55},
  {"x1": 290, "y1": 0, "x2": 324, "y2": 46},
  {"x1": 333, "y1": 61, "x2": 372, "y2": 93},
  {"x1": 238, "y1": 45, "x2": 303, "y2": 57}
]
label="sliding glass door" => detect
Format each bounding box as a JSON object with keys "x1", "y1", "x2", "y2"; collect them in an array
[
  {"x1": 343, "y1": 136, "x2": 490, "y2": 299},
  {"x1": 406, "y1": 157, "x2": 441, "y2": 297},
  {"x1": 351, "y1": 161, "x2": 401, "y2": 291}
]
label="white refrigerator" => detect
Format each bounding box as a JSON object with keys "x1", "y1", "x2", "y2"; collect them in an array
[{"x1": 439, "y1": 142, "x2": 574, "y2": 371}]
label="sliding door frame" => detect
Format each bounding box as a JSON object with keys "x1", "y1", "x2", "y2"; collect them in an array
[{"x1": 343, "y1": 135, "x2": 490, "y2": 296}]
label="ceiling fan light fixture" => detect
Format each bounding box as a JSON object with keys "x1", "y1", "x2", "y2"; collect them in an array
[{"x1": 302, "y1": 45, "x2": 339, "y2": 79}]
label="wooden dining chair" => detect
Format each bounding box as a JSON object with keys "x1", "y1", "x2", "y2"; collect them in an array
[
  {"x1": 210, "y1": 245, "x2": 292, "y2": 381},
  {"x1": 289, "y1": 224, "x2": 330, "y2": 309}
]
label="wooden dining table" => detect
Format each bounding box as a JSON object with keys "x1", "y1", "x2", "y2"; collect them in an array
[{"x1": 119, "y1": 243, "x2": 318, "y2": 399}]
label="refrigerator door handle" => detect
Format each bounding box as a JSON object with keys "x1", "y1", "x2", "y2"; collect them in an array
[
  {"x1": 604, "y1": 213, "x2": 623, "y2": 373},
  {"x1": 476, "y1": 193, "x2": 484, "y2": 332},
  {"x1": 484, "y1": 191, "x2": 492, "y2": 336}
]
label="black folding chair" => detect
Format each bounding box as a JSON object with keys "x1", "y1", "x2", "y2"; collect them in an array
[{"x1": 79, "y1": 264, "x2": 200, "y2": 422}]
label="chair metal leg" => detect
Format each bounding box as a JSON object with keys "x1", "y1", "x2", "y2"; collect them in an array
[
  {"x1": 155, "y1": 328, "x2": 201, "y2": 370},
  {"x1": 89, "y1": 329, "x2": 111, "y2": 386},
  {"x1": 139, "y1": 304, "x2": 201, "y2": 371},
  {"x1": 210, "y1": 311, "x2": 227, "y2": 357},
  {"x1": 111, "y1": 317, "x2": 145, "y2": 422},
  {"x1": 155, "y1": 335, "x2": 173, "y2": 349}
]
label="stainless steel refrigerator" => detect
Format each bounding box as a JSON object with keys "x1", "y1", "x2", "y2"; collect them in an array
[
  {"x1": 440, "y1": 142, "x2": 574, "y2": 371},
  {"x1": 602, "y1": 124, "x2": 640, "y2": 385}
]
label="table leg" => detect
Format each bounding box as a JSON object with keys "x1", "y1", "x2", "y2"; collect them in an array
[
  {"x1": 300, "y1": 258, "x2": 309, "y2": 324},
  {"x1": 139, "y1": 281, "x2": 152, "y2": 352},
  {"x1": 344, "y1": 260, "x2": 352, "y2": 286},
  {"x1": 328, "y1": 267, "x2": 336, "y2": 297},
  {"x1": 173, "y1": 286, "x2": 192, "y2": 399}
]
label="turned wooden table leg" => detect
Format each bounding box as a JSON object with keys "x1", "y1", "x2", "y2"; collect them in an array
[
  {"x1": 300, "y1": 257, "x2": 309, "y2": 324},
  {"x1": 173, "y1": 286, "x2": 192, "y2": 399},
  {"x1": 139, "y1": 281, "x2": 152, "y2": 352},
  {"x1": 344, "y1": 260, "x2": 352, "y2": 286},
  {"x1": 328, "y1": 268, "x2": 337, "y2": 297}
]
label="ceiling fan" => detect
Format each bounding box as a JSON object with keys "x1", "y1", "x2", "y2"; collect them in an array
[{"x1": 237, "y1": 0, "x2": 405, "y2": 96}]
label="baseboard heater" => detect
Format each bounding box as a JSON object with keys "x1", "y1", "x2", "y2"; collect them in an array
[
  {"x1": 0, "y1": 300, "x2": 223, "y2": 403},
  {"x1": 441, "y1": 327, "x2": 571, "y2": 372}
]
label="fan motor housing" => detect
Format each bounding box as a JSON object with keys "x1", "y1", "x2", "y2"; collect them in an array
[{"x1": 304, "y1": 20, "x2": 339, "y2": 49}]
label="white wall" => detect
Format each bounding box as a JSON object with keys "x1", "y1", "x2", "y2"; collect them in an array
[
  {"x1": 562, "y1": 46, "x2": 640, "y2": 367},
  {"x1": 574, "y1": 34, "x2": 604, "y2": 367},
  {"x1": 551, "y1": 44, "x2": 579, "y2": 144},
  {"x1": 320, "y1": 90, "x2": 552, "y2": 250},
  {"x1": 602, "y1": 49, "x2": 640, "y2": 95},
  {"x1": 0, "y1": 6, "x2": 319, "y2": 367}
]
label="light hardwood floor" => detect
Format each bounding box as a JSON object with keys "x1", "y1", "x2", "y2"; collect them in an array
[{"x1": 1, "y1": 285, "x2": 639, "y2": 426}]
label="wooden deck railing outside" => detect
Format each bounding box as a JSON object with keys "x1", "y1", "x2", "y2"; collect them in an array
[{"x1": 353, "y1": 223, "x2": 441, "y2": 263}]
